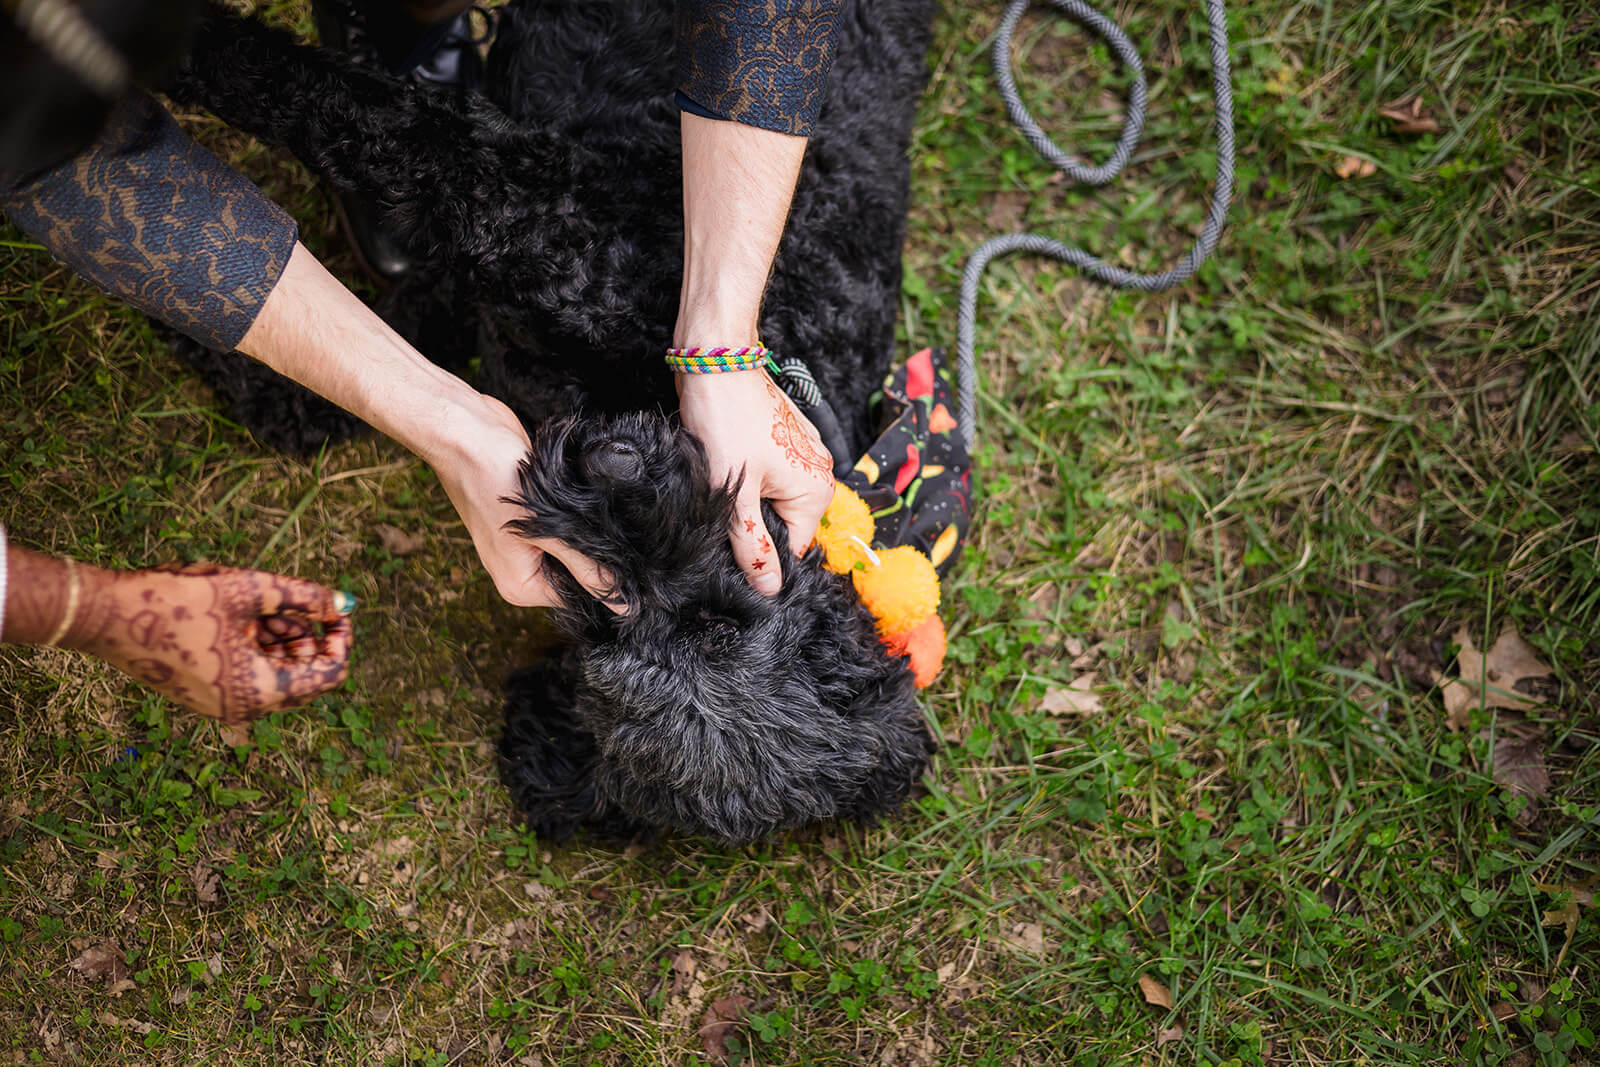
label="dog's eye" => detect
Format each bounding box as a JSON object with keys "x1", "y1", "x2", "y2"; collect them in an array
[{"x1": 580, "y1": 439, "x2": 644, "y2": 483}]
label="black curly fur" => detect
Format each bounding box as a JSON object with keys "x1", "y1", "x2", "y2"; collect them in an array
[
  {"x1": 168, "y1": 0, "x2": 934, "y2": 457},
  {"x1": 501, "y1": 412, "x2": 934, "y2": 846},
  {"x1": 170, "y1": 0, "x2": 940, "y2": 844}
]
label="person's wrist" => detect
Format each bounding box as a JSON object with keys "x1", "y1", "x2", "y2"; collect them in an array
[
  {"x1": 58, "y1": 562, "x2": 120, "y2": 655},
  {"x1": 402, "y1": 383, "x2": 525, "y2": 483},
  {"x1": 671, "y1": 294, "x2": 760, "y2": 349},
  {"x1": 673, "y1": 365, "x2": 770, "y2": 403}
]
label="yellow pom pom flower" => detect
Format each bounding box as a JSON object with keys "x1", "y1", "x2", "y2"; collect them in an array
[
  {"x1": 853, "y1": 545, "x2": 940, "y2": 637},
  {"x1": 815, "y1": 484, "x2": 875, "y2": 574}
]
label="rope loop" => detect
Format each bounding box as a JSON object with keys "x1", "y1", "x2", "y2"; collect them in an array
[{"x1": 955, "y1": 0, "x2": 1236, "y2": 447}]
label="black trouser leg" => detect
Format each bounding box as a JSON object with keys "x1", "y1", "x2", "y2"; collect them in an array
[{"x1": 339, "y1": 0, "x2": 476, "y2": 73}]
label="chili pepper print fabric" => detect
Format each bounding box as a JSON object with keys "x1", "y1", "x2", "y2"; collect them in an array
[{"x1": 840, "y1": 347, "x2": 972, "y2": 579}]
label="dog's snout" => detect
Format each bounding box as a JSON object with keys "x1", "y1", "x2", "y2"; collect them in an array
[{"x1": 580, "y1": 439, "x2": 645, "y2": 483}]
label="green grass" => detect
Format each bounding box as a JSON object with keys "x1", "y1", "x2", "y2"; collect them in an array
[{"x1": 2, "y1": 0, "x2": 1598, "y2": 1062}]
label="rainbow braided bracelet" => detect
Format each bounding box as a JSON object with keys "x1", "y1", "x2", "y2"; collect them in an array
[{"x1": 665, "y1": 345, "x2": 780, "y2": 374}]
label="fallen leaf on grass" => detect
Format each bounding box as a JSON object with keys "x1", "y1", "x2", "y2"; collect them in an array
[
  {"x1": 1378, "y1": 96, "x2": 1441, "y2": 135},
  {"x1": 95, "y1": 1013, "x2": 154, "y2": 1035},
  {"x1": 1157, "y1": 1024, "x2": 1184, "y2": 1046},
  {"x1": 70, "y1": 942, "x2": 130, "y2": 985},
  {"x1": 218, "y1": 722, "x2": 251, "y2": 748},
  {"x1": 1434, "y1": 626, "x2": 1555, "y2": 730},
  {"x1": 192, "y1": 862, "x2": 221, "y2": 905},
  {"x1": 1041, "y1": 674, "x2": 1101, "y2": 716},
  {"x1": 1536, "y1": 879, "x2": 1595, "y2": 971},
  {"x1": 1335, "y1": 155, "x2": 1377, "y2": 179},
  {"x1": 1137, "y1": 973, "x2": 1173, "y2": 1009},
  {"x1": 1001, "y1": 921, "x2": 1046, "y2": 956},
  {"x1": 1491, "y1": 726, "x2": 1550, "y2": 812},
  {"x1": 984, "y1": 189, "x2": 1030, "y2": 233},
  {"x1": 373, "y1": 523, "x2": 425, "y2": 556},
  {"x1": 699, "y1": 995, "x2": 753, "y2": 1062},
  {"x1": 670, "y1": 950, "x2": 697, "y2": 996}
]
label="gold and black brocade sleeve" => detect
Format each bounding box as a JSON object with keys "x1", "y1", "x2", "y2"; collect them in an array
[
  {"x1": 676, "y1": 0, "x2": 841, "y2": 137},
  {"x1": 0, "y1": 94, "x2": 297, "y2": 353}
]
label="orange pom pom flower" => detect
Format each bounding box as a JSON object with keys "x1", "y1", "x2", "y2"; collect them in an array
[
  {"x1": 852, "y1": 545, "x2": 940, "y2": 637},
  {"x1": 883, "y1": 613, "x2": 946, "y2": 688}
]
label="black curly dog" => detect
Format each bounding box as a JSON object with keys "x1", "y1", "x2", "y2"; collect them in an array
[
  {"x1": 171, "y1": 0, "x2": 939, "y2": 843},
  {"x1": 503, "y1": 413, "x2": 934, "y2": 844}
]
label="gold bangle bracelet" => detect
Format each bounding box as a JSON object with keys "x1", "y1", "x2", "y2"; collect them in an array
[{"x1": 43, "y1": 556, "x2": 79, "y2": 647}]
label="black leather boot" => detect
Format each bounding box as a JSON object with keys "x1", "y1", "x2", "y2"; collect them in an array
[{"x1": 310, "y1": 0, "x2": 492, "y2": 283}]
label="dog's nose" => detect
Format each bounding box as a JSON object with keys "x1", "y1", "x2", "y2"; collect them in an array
[{"x1": 580, "y1": 439, "x2": 644, "y2": 483}]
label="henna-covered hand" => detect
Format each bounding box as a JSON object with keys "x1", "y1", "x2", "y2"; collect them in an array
[
  {"x1": 53, "y1": 560, "x2": 354, "y2": 724},
  {"x1": 676, "y1": 368, "x2": 835, "y2": 595}
]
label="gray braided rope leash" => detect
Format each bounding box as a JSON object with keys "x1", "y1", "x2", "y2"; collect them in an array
[{"x1": 955, "y1": 0, "x2": 1236, "y2": 447}]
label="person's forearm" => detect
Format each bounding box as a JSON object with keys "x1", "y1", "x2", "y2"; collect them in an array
[
  {"x1": 674, "y1": 113, "x2": 808, "y2": 346},
  {"x1": 234, "y1": 241, "x2": 582, "y2": 609},
  {"x1": 237, "y1": 241, "x2": 490, "y2": 474}
]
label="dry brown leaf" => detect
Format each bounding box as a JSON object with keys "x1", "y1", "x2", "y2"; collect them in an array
[
  {"x1": 1435, "y1": 626, "x2": 1555, "y2": 729},
  {"x1": 1002, "y1": 921, "x2": 1046, "y2": 956},
  {"x1": 1490, "y1": 1002, "x2": 1518, "y2": 1023},
  {"x1": 699, "y1": 994, "x2": 752, "y2": 1062},
  {"x1": 1536, "y1": 879, "x2": 1596, "y2": 972},
  {"x1": 670, "y1": 950, "x2": 697, "y2": 997},
  {"x1": 1378, "y1": 96, "x2": 1441, "y2": 135},
  {"x1": 984, "y1": 190, "x2": 1029, "y2": 232},
  {"x1": 1157, "y1": 1024, "x2": 1184, "y2": 1046},
  {"x1": 373, "y1": 523, "x2": 425, "y2": 556},
  {"x1": 70, "y1": 943, "x2": 130, "y2": 985},
  {"x1": 192, "y1": 862, "x2": 221, "y2": 905},
  {"x1": 1137, "y1": 973, "x2": 1173, "y2": 1009},
  {"x1": 1335, "y1": 155, "x2": 1377, "y2": 180},
  {"x1": 1041, "y1": 674, "x2": 1101, "y2": 716},
  {"x1": 218, "y1": 722, "x2": 251, "y2": 748},
  {"x1": 1491, "y1": 727, "x2": 1550, "y2": 817},
  {"x1": 96, "y1": 1013, "x2": 153, "y2": 1035}
]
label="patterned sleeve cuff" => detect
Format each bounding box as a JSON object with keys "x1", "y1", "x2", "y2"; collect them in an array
[
  {"x1": 676, "y1": 0, "x2": 841, "y2": 137},
  {"x1": 0, "y1": 94, "x2": 297, "y2": 353}
]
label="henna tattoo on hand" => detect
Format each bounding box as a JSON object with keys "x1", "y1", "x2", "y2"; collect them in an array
[{"x1": 765, "y1": 376, "x2": 832, "y2": 481}]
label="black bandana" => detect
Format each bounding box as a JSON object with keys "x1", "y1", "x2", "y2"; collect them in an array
[{"x1": 840, "y1": 347, "x2": 972, "y2": 578}]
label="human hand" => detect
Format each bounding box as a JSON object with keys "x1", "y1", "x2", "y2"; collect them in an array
[
  {"x1": 64, "y1": 563, "x2": 353, "y2": 724},
  {"x1": 426, "y1": 392, "x2": 624, "y2": 611},
  {"x1": 675, "y1": 369, "x2": 835, "y2": 594}
]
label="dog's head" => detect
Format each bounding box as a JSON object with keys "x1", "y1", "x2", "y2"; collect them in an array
[
  {"x1": 507, "y1": 411, "x2": 784, "y2": 635},
  {"x1": 506, "y1": 412, "x2": 931, "y2": 844}
]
